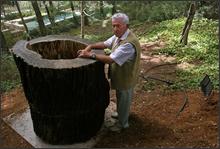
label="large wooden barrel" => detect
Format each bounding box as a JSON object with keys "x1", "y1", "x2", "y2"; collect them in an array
[{"x1": 12, "y1": 35, "x2": 110, "y2": 144}]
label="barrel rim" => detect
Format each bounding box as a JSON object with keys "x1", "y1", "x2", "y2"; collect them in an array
[{"x1": 12, "y1": 35, "x2": 98, "y2": 69}]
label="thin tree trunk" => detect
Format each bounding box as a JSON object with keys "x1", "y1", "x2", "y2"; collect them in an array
[
  {"x1": 112, "y1": 1, "x2": 116, "y2": 15},
  {"x1": 14, "y1": 1, "x2": 29, "y2": 35},
  {"x1": 49, "y1": 0, "x2": 53, "y2": 7},
  {"x1": 81, "y1": 1, "x2": 85, "y2": 39},
  {"x1": 43, "y1": 1, "x2": 55, "y2": 26},
  {"x1": 99, "y1": 1, "x2": 104, "y2": 18},
  {"x1": 70, "y1": 1, "x2": 79, "y2": 25},
  {"x1": 38, "y1": 1, "x2": 42, "y2": 8},
  {"x1": 180, "y1": 2, "x2": 196, "y2": 45},
  {"x1": 0, "y1": 30, "x2": 8, "y2": 51},
  {"x1": 48, "y1": 0, "x2": 55, "y2": 24},
  {"x1": 82, "y1": 1, "x2": 89, "y2": 26},
  {"x1": 57, "y1": 1, "x2": 60, "y2": 11},
  {"x1": 2, "y1": 4, "x2": 6, "y2": 16},
  {"x1": 84, "y1": 14, "x2": 89, "y2": 26},
  {"x1": 0, "y1": 0, "x2": 8, "y2": 51},
  {"x1": 31, "y1": 1, "x2": 46, "y2": 35}
]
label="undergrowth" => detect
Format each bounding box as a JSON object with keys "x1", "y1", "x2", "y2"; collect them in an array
[
  {"x1": 139, "y1": 17, "x2": 219, "y2": 90},
  {"x1": 1, "y1": 17, "x2": 218, "y2": 93},
  {"x1": 1, "y1": 52, "x2": 21, "y2": 92}
]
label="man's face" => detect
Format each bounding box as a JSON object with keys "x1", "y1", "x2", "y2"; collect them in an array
[{"x1": 112, "y1": 19, "x2": 127, "y2": 38}]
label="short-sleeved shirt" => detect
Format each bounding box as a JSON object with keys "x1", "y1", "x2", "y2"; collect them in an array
[{"x1": 104, "y1": 29, "x2": 135, "y2": 66}]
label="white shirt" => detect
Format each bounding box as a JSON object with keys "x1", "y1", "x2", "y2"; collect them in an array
[{"x1": 104, "y1": 29, "x2": 135, "y2": 66}]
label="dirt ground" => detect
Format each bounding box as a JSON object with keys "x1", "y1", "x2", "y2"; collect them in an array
[{"x1": 0, "y1": 42, "x2": 219, "y2": 148}]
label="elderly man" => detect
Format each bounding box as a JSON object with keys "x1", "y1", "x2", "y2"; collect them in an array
[{"x1": 78, "y1": 13, "x2": 141, "y2": 132}]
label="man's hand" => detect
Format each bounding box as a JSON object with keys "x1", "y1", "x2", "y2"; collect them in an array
[
  {"x1": 77, "y1": 49, "x2": 92, "y2": 58},
  {"x1": 77, "y1": 45, "x2": 92, "y2": 56}
]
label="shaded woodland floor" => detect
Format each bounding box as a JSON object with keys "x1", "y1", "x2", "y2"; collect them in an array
[{"x1": 1, "y1": 41, "x2": 219, "y2": 148}]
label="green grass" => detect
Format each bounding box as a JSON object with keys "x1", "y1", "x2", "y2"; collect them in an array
[
  {"x1": 1, "y1": 53, "x2": 21, "y2": 92},
  {"x1": 2, "y1": 17, "x2": 218, "y2": 93},
  {"x1": 67, "y1": 21, "x2": 113, "y2": 42},
  {"x1": 81, "y1": 17, "x2": 218, "y2": 90},
  {"x1": 139, "y1": 17, "x2": 219, "y2": 90}
]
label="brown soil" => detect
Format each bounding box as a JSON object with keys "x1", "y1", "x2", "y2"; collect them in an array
[
  {"x1": 1, "y1": 87, "x2": 32, "y2": 148},
  {"x1": 0, "y1": 41, "x2": 219, "y2": 148}
]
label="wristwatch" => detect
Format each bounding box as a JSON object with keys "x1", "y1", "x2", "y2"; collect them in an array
[{"x1": 90, "y1": 53, "x2": 96, "y2": 60}]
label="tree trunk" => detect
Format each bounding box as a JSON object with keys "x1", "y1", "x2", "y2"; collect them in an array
[
  {"x1": 81, "y1": 1, "x2": 85, "y2": 39},
  {"x1": 31, "y1": 1, "x2": 46, "y2": 35},
  {"x1": 14, "y1": 1, "x2": 29, "y2": 36},
  {"x1": 2, "y1": 4, "x2": 6, "y2": 16},
  {"x1": 111, "y1": 1, "x2": 116, "y2": 15},
  {"x1": 70, "y1": 1, "x2": 79, "y2": 25},
  {"x1": 82, "y1": 2, "x2": 89, "y2": 26},
  {"x1": 12, "y1": 35, "x2": 110, "y2": 144},
  {"x1": 99, "y1": 1, "x2": 104, "y2": 18},
  {"x1": 0, "y1": 4, "x2": 8, "y2": 51},
  {"x1": 180, "y1": 2, "x2": 196, "y2": 45},
  {"x1": 43, "y1": 1, "x2": 55, "y2": 26},
  {"x1": 48, "y1": 0, "x2": 55, "y2": 24},
  {"x1": 0, "y1": 31, "x2": 8, "y2": 51},
  {"x1": 84, "y1": 15, "x2": 89, "y2": 26},
  {"x1": 49, "y1": 0, "x2": 53, "y2": 7},
  {"x1": 38, "y1": 1, "x2": 42, "y2": 8},
  {"x1": 57, "y1": 1, "x2": 60, "y2": 11}
]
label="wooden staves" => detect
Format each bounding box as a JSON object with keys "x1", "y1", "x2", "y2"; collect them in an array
[{"x1": 12, "y1": 35, "x2": 110, "y2": 144}]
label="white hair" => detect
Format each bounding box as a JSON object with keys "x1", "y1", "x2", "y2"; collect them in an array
[{"x1": 112, "y1": 13, "x2": 129, "y2": 25}]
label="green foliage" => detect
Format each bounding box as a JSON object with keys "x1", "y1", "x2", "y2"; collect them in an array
[
  {"x1": 140, "y1": 17, "x2": 218, "y2": 90},
  {"x1": 1, "y1": 53, "x2": 21, "y2": 92},
  {"x1": 29, "y1": 19, "x2": 79, "y2": 38},
  {"x1": 68, "y1": 21, "x2": 113, "y2": 42},
  {"x1": 2, "y1": 2, "x2": 218, "y2": 92},
  {"x1": 1, "y1": 80, "x2": 21, "y2": 92},
  {"x1": 84, "y1": 32, "x2": 112, "y2": 42},
  {"x1": 84, "y1": 34, "x2": 106, "y2": 42},
  {"x1": 91, "y1": 3, "x2": 113, "y2": 20},
  {"x1": 197, "y1": 1, "x2": 219, "y2": 20},
  {"x1": 5, "y1": 13, "x2": 20, "y2": 20},
  {"x1": 172, "y1": 65, "x2": 219, "y2": 90},
  {"x1": 4, "y1": 10, "x2": 34, "y2": 21},
  {"x1": 142, "y1": 81, "x2": 156, "y2": 91},
  {"x1": 22, "y1": 11, "x2": 35, "y2": 17},
  {"x1": 48, "y1": 19, "x2": 78, "y2": 34},
  {"x1": 118, "y1": 1, "x2": 188, "y2": 22},
  {"x1": 3, "y1": 31, "x2": 26, "y2": 48}
]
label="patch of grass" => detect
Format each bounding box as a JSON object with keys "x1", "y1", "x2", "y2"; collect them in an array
[
  {"x1": 84, "y1": 33, "x2": 112, "y2": 42},
  {"x1": 67, "y1": 21, "x2": 113, "y2": 42},
  {"x1": 139, "y1": 17, "x2": 219, "y2": 90},
  {"x1": 2, "y1": 16, "x2": 217, "y2": 92},
  {"x1": 142, "y1": 81, "x2": 157, "y2": 91},
  {"x1": 3, "y1": 31, "x2": 26, "y2": 48},
  {"x1": 1, "y1": 53, "x2": 21, "y2": 92}
]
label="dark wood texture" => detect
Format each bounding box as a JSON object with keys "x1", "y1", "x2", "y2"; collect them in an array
[
  {"x1": 12, "y1": 35, "x2": 110, "y2": 144},
  {"x1": 200, "y1": 75, "x2": 213, "y2": 96}
]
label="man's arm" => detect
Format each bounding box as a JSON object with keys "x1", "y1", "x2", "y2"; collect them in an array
[
  {"x1": 93, "y1": 54, "x2": 114, "y2": 64},
  {"x1": 84, "y1": 42, "x2": 107, "y2": 52},
  {"x1": 78, "y1": 49, "x2": 114, "y2": 64}
]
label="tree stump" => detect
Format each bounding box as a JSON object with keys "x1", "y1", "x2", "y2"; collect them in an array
[{"x1": 12, "y1": 35, "x2": 110, "y2": 144}]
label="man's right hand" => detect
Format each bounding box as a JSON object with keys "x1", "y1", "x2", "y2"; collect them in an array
[
  {"x1": 77, "y1": 45, "x2": 92, "y2": 56},
  {"x1": 77, "y1": 49, "x2": 93, "y2": 58}
]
